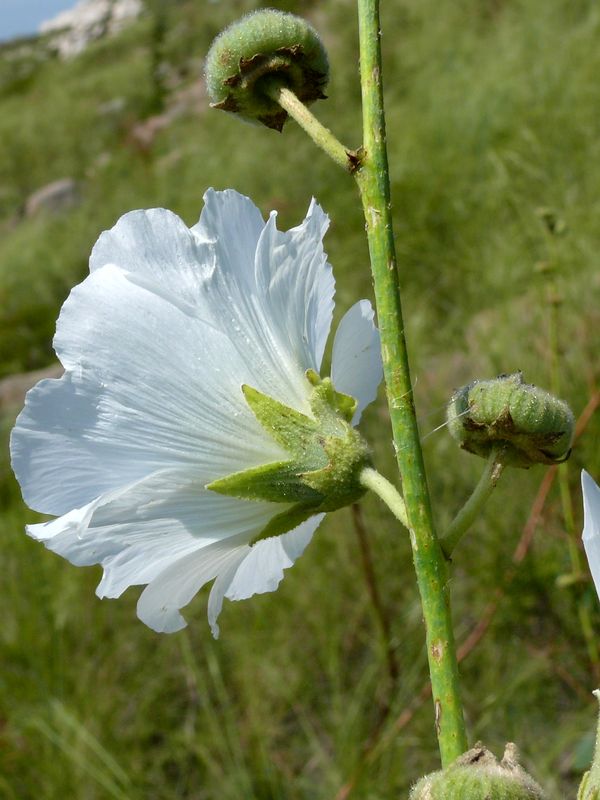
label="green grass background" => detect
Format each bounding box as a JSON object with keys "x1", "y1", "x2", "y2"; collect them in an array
[{"x1": 0, "y1": 0, "x2": 599, "y2": 797}]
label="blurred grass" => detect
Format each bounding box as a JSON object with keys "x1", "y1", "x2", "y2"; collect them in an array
[{"x1": 0, "y1": 0, "x2": 599, "y2": 797}]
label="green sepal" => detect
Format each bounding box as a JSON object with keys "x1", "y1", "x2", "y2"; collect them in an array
[
  {"x1": 252, "y1": 502, "x2": 316, "y2": 542},
  {"x1": 207, "y1": 460, "x2": 324, "y2": 504},
  {"x1": 242, "y1": 384, "x2": 323, "y2": 457},
  {"x1": 303, "y1": 432, "x2": 371, "y2": 511},
  {"x1": 306, "y1": 369, "x2": 357, "y2": 426},
  {"x1": 207, "y1": 380, "x2": 371, "y2": 520}
]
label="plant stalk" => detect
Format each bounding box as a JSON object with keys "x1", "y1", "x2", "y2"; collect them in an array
[
  {"x1": 263, "y1": 82, "x2": 359, "y2": 172},
  {"x1": 354, "y1": 0, "x2": 468, "y2": 766},
  {"x1": 360, "y1": 467, "x2": 408, "y2": 528},
  {"x1": 441, "y1": 451, "x2": 505, "y2": 559}
]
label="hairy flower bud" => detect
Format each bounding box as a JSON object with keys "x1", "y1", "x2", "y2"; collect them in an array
[
  {"x1": 410, "y1": 744, "x2": 547, "y2": 800},
  {"x1": 205, "y1": 9, "x2": 329, "y2": 131},
  {"x1": 446, "y1": 373, "x2": 575, "y2": 468}
]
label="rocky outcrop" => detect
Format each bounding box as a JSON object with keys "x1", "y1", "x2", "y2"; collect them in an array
[{"x1": 40, "y1": 0, "x2": 143, "y2": 60}]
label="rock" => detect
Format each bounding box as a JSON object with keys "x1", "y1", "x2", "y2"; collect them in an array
[
  {"x1": 128, "y1": 81, "x2": 207, "y2": 151},
  {"x1": 25, "y1": 178, "x2": 80, "y2": 218},
  {"x1": 40, "y1": 0, "x2": 143, "y2": 60},
  {"x1": 0, "y1": 364, "x2": 63, "y2": 412}
]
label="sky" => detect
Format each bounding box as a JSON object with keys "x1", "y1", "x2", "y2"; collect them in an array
[{"x1": 0, "y1": 0, "x2": 78, "y2": 42}]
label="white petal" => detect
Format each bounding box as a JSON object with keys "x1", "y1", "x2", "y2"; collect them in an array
[
  {"x1": 193, "y1": 188, "x2": 265, "y2": 288},
  {"x1": 253, "y1": 199, "x2": 335, "y2": 374},
  {"x1": 11, "y1": 264, "x2": 285, "y2": 515},
  {"x1": 137, "y1": 535, "x2": 250, "y2": 634},
  {"x1": 91, "y1": 191, "x2": 334, "y2": 416},
  {"x1": 331, "y1": 300, "x2": 382, "y2": 424},
  {"x1": 582, "y1": 470, "x2": 600, "y2": 601},
  {"x1": 27, "y1": 468, "x2": 277, "y2": 600},
  {"x1": 225, "y1": 513, "x2": 325, "y2": 602},
  {"x1": 195, "y1": 191, "x2": 335, "y2": 413},
  {"x1": 207, "y1": 552, "x2": 248, "y2": 639},
  {"x1": 90, "y1": 207, "x2": 215, "y2": 309}
]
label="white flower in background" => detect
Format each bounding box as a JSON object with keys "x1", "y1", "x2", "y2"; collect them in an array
[
  {"x1": 582, "y1": 470, "x2": 600, "y2": 600},
  {"x1": 11, "y1": 189, "x2": 382, "y2": 636}
]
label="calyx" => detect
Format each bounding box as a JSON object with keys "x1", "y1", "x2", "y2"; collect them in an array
[{"x1": 207, "y1": 371, "x2": 371, "y2": 538}]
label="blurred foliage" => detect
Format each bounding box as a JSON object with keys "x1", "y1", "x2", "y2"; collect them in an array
[{"x1": 0, "y1": 0, "x2": 599, "y2": 798}]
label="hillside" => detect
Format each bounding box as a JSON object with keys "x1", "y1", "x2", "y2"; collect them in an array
[{"x1": 0, "y1": 0, "x2": 599, "y2": 798}]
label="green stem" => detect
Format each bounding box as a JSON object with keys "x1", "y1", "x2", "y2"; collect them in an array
[
  {"x1": 354, "y1": 0, "x2": 467, "y2": 766},
  {"x1": 262, "y1": 82, "x2": 359, "y2": 172},
  {"x1": 360, "y1": 467, "x2": 409, "y2": 528},
  {"x1": 265, "y1": 1, "x2": 468, "y2": 766},
  {"x1": 441, "y1": 451, "x2": 505, "y2": 559}
]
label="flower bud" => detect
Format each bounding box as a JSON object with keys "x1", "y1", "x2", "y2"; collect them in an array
[
  {"x1": 410, "y1": 743, "x2": 547, "y2": 800},
  {"x1": 446, "y1": 373, "x2": 575, "y2": 468},
  {"x1": 205, "y1": 9, "x2": 329, "y2": 131}
]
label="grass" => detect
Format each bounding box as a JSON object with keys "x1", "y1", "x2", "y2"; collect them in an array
[{"x1": 0, "y1": 0, "x2": 599, "y2": 797}]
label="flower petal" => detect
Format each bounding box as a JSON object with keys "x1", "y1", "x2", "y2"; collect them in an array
[
  {"x1": 11, "y1": 264, "x2": 285, "y2": 515},
  {"x1": 253, "y1": 199, "x2": 335, "y2": 375},
  {"x1": 224, "y1": 513, "x2": 325, "y2": 602},
  {"x1": 26, "y1": 468, "x2": 278, "y2": 601},
  {"x1": 207, "y1": 553, "x2": 248, "y2": 639},
  {"x1": 92, "y1": 190, "x2": 335, "y2": 415},
  {"x1": 582, "y1": 470, "x2": 600, "y2": 600},
  {"x1": 137, "y1": 535, "x2": 250, "y2": 634},
  {"x1": 194, "y1": 191, "x2": 335, "y2": 413},
  {"x1": 89, "y1": 207, "x2": 215, "y2": 311},
  {"x1": 331, "y1": 300, "x2": 382, "y2": 424},
  {"x1": 192, "y1": 188, "x2": 265, "y2": 289}
]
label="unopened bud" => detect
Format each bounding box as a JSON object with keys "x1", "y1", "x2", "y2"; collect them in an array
[
  {"x1": 446, "y1": 372, "x2": 575, "y2": 468},
  {"x1": 205, "y1": 10, "x2": 329, "y2": 131},
  {"x1": 410, "y1": 743, "x2": 546, "y2": 799}
]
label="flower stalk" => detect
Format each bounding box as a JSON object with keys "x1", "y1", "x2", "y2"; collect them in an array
[
  {"x1": 359, "y1": 467, "x2": 408, "y2": 528},
  {"x1": 262, "y1": 80, "x2": 359, "y2": 172},
  {"x1": 441, "y1": 450, "x2": 505, "y2": 559},
  {"x1": 353, "y1": 0, "x2": 467, "y2": 765}
]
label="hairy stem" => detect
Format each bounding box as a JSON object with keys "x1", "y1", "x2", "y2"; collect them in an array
[
  {"x1": 360, "y1": 467, "x2": 408, "y2": 528},
  {"x1": 263, "y1": 81, "x2": 359, "y2": 172},
  {"x1": 354, "y1": 0, "x2": 467, "y2": 766}
]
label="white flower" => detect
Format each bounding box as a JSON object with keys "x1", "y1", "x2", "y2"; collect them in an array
[
  {"x1": 582, "y1": 469, "x2": 600, "y2": 601},
  {"x1": 11, "y1": 189, "x2": 382, "y2": 636}
]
